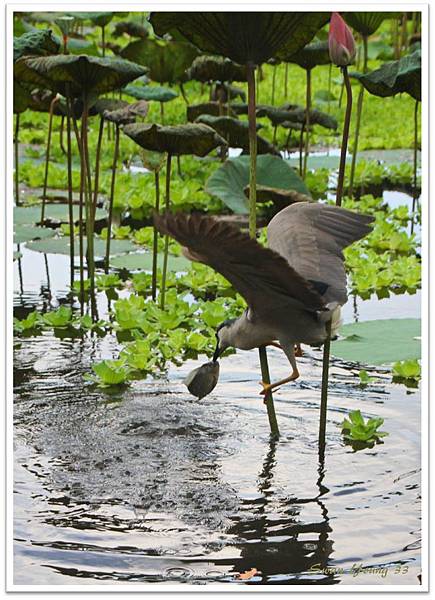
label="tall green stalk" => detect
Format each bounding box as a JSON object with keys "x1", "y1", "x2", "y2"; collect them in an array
[
  {"x1": 348, "y1": 35, "x2": 368, "y2": 197},
  {"x1": 92, "y1": 116, "x2": 105, "y2": 223},
  {"x1": 14, "y1": 114, "x2": 20, "y2": 206},
  {"x1": 411, "y1": 99, "x2": 419, "y2": 235},
  {"x1": 160, "y1": 153, "x2": 172, "y2": 310},
  {"x1": 151, "y1": 170, "x2": 160, "y2": 301},
  {"x1": 336, "y1": 67, "x2": 353, "y2": 207},
  {"x1": 66, "y1": 94, "x2": 74, "y2": 290},
  {"x1": 41, "y1": 95, "x2": 59, "y2": 223},
  {"x1": 72, "y1": 115, "x2": 84, "y2": 315},
  {"x1": 271, "y1": 63, "x2": 277, "y2": 105},
  {"x1": 105, "y1": 124, "x2": 120, "y2": 274},
  {"x1": 303, "y1": 69, "x2": 312, "y2": 178},
  {"x1": 247, "y1": 61, "x2": 279, "y2": 438},
  {"x1": 160, "y1": 101, "x2": 165, "y2": 124}
]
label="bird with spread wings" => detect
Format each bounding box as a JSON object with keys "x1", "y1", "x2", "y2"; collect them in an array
[{"x1": 154, "y1": 202, "x2": 374, "y2": 396}]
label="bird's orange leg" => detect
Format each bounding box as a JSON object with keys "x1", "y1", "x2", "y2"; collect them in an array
[{"x1": 259, "y1": 368, "x2": 300, "y2": 397}]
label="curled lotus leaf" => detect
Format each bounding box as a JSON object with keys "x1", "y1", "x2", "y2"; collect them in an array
[
  {"x1": 195, "y1": 114, "x2": 278, "y2": 156},
  {"x1": 211, "y1": 83, "x2": 246, "y2": 103},
  {"x1": 281, "y1": 40, "x2": 330, "y2": 70},
  {"x1": 124, "y1": 84, "x2": 178, "y2": 103},
  {"x1": 91, "y1": 98, "x2": 129, "y2": 116},
  {"x1": 128, "y1": 100, "x2": 149, "y2": 119},
  {"x1": 187, "y1": 102, "x2": 237, "y2": 121},
  {"x1": 112, "y1": 20, "x2": 150, "y2": 39},
  {"x1": 13, "y1": 29, "x2": 60, "y2": 61},
  {"x1": 123, "y1": 122, "x2": 227, "y2": 156},
  {"x1": 351, "y1": 50, "x2": 421, "y2": 101},
  {"x1": 243, "y1": 184, "x2": 312, "y2": 211},
  {"x1": 103, "y1": 106, "x2": 136, "y2": 125},
  {"x1": 343, "y1": 12, "x2": 390, "y2": 36},
  {"x1": 150, "y1": 12, "x2": 329, "y2": 66},
  {"x1": 206, "y1": 154, "x2": 311, "y2": 214},
  {"x1": 14, "y1": 54, "x2": 148, "y2": 98},
  {"x1": 120, "y1": 38, "x2": 199, "y2": 84},
  {"x1": 186, "y1": 55, "x2": 247, "y2": 83}
]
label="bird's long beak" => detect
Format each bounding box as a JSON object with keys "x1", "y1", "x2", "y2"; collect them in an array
[{"x1": 213, "y1": 339, "x2": 221, "y2": 362}]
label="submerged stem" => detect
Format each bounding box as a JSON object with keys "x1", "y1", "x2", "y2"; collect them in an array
[
  {"x1": 160, "y1": 153, "x2": 172, "y2": 310},
  {"x1": 259, "y1": 346, "x2": 280, "y2": 438},
  {"x1": 336, "y1": 66, "x2": 353, "y2": 207}
]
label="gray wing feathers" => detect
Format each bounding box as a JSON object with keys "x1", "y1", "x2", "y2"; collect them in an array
[{"x1": 267, "y1": 203, "x2": 374, "y2": 305}]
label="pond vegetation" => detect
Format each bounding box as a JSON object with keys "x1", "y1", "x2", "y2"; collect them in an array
[{"x1": 13, "y1": 10, "x2": 422, "y2": 586}]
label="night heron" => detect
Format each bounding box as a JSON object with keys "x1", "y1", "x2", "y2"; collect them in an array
[{"x1": 154, "y1": 202, "x2": 374, "y2": 396}]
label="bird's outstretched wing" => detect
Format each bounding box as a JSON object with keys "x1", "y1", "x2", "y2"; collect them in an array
[
  {"x1": 154, "y1": 212, "x2": 325, "y2": 314},
  {"x1": 267, "y1": 203, "x2": 375, "y2": 305}
]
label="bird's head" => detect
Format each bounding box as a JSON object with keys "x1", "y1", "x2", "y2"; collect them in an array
[{"x1": 213, "y1": 318, "x2": 237, "y2": 361}]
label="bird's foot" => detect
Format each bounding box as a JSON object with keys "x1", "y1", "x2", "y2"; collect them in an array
[
  {"x1": 294, "y1": 344, "x2": 303, "y2": 357},
  {"x1": 259, "y1": 382, "x2": 273, "y2": 399}
]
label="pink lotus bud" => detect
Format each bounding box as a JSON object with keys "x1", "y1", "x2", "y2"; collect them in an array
[{"x1": 328, "y1": 12, "x2": 356, "y2": 67}]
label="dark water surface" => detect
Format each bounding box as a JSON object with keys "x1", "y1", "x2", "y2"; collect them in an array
[{"x1": 13, "y1": 193, "x2": 422, "y2": 587}]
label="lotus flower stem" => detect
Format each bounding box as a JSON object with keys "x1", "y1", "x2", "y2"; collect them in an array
[
  {"x1": 14, "y1": 113, "x2": 20, "y2": 206},
  {"x1": 247, "y1": 61, "x2": 279, "y2": 438},
  {"x1": 41, "y1": 95, "x2": 59, "y2": 223},
  {"x1": 105, "y1": 124, "x2": 120, "y2": 274},
  {"x1": 66, "y1": 94, "x2": 75, "y2": 290},
  {"x1": 411, "y1": 99, "x2": 419, "y2": 235},
  {"x1": 271, "y1": 63, "x2": 277, "y2": 105},
  {"x1": 284, "y1": 62, "x2": 289, "y2": 99},
  {"x1": 92, "y1": 116, "x2": 105, "y2": 223},
  {"x1": 151, "y1": 170, "x2": 160, "y2": 301},
  {"x1": 336, "y1": 66, "x2": 353, "y2": 207},
  {"x1": 303, "y1": 69, "x2": 312, "y2": 178},
  {"x1": 348, "y1": 35, "x2": 368, "y2": 197},
  {"x1": 318, "y1": 319, "x2": 332, "y2": 452},
  {"x1": 160, "y1": 153, "x2": 172, "y2": 310},
  {"x1": 59, "y1": 115, "x2": 67, "y2": 155}
]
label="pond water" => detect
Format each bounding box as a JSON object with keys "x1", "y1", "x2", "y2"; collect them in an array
[{"x1": 13, "y1": 190, "x2": 422, "y2": 587}]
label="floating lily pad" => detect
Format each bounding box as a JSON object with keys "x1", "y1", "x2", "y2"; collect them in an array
[
  {"x1": 331, "y1": 319, "x2": 421, "y2": 365},
  {"x1": 26, "y1": 237, "x2": 137, "y2": 257},
  {"x1": 14, "y1": 205, "x2": 107, "y2": 225},
  {"x1": 111, "y1": 251, "x2": 190, "y2": 272},
  {"x1": 14, "y1": 224, "x2": 56, "y2": 244},
  {"x1": 206, "y1": 154, "x2": 311, "y2": 214}
]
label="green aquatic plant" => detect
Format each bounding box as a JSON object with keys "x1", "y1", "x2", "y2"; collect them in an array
[
  {"x1": 42, "y1": 305, "x2": 73, "y2": 327},
  {"x1": 392, "y1": 359, "x2": 421, "y2": 387},
  {"x1": 88, "y1": 359, "x2": 130, "y2": 387},
  {"x1": 340, "y1": 409, "x2": 388, "y2": 448},
  {"x1": 13, "y1": 311, "x2": 42, "y2": 333}
]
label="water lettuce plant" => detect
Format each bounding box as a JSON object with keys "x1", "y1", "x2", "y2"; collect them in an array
[{"x1": 340, "y1": 409, "x2": 388, "y2": 448}]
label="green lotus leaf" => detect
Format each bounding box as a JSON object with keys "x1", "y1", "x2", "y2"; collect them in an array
[
  {"x1": 149, "y1": 12, "x2": 329, "y2": 66},
  {"x1": 331, "y1": 319, "x2": 421, "y2": 364},
  {"x1": 120, "y1": 38, "x2": 199, "y2": 84},
  {"x1": 14, "y1": 224, "x2": 56, "y2": 244},
  {"x1": 26, "y1": 236, "x2": 137, "y2": 257},
  {"x1": 13, "y1": 29, "x2": 60, "y2": 61},
  {"x1": 111, "y1": 251, "x2": 190, "y2": 272},
  {"x1": 186, "y1": 55, "x2": 247, "y2": 83},
  {"x1": 351, "y1": 50, "x2": 421, "y2": 101},
  {"x1": 187, "y1": 101, "x2": 237, "y2": 121},
  {"x1": 367, "y1": 40, "x2": 395, "y2": 61},
  {"x1": 112, "y1": 20, "x2": 150, "y2": 39},
  {"x1": 14, "y1": 54, "x2": 148, "y2": 98},
  {"x1": 14, "y1": 205, "x2": 106, "y2": 225},
  {"x1": 123, "y1": 122, "x2": 227, "y2": 156},
  {"x1": 280, "y1": 40, "x2": 330, "y2": 70},
  {"x1": 206, "y1": 154, "x2": 311, "y2": 214},
  {"x1": 124, "y1": 84, "x2": 178, "y2": 103},
  {"x1": 343, "y1": 12, "x2": 390, "y2": 36},
  {"x1": 195, "y1": 114, "x2": 278, "y2": 156}
]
